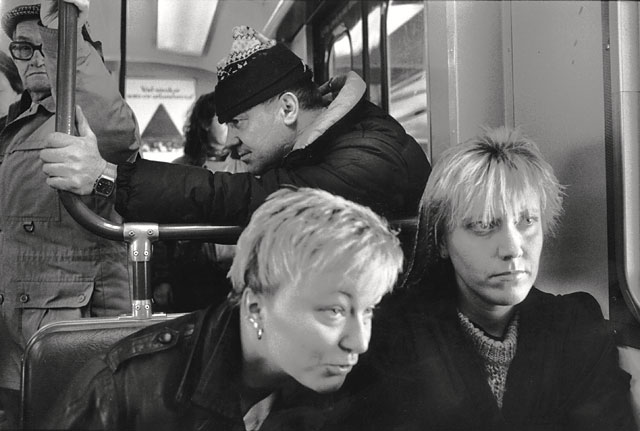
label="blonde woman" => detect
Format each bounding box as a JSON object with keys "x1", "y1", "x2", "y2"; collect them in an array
[{"x1": 46, "y1": 187, "x2": 403, "y2": 430}]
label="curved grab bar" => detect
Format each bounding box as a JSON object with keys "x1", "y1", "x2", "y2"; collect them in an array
[
  {"x1": 59, "y1": 191, "x2": 124, "y2": 240},
  {"x1": 59, "y1": 191, "x2": 242, "y2": 243}
]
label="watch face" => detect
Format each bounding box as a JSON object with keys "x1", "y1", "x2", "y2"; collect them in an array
[{"x1": 95, "y1": 178, "x2": 115, "y2": 196}]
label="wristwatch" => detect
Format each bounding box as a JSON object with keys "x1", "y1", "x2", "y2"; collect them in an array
[{"x1": 93, "y1": 162, "x2": 117, "y2": 197}]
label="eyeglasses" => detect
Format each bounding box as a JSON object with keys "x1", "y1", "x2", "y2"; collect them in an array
[{"x1": 9, "y1": 41, "x2": 44, "y2": 61}]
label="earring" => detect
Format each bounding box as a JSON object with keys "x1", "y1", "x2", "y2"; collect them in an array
[{"x1": 248, "y1": 316, "x2": 263, "y2": 340}]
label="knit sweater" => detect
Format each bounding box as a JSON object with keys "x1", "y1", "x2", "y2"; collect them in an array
[{"x1": 457, "y1": 311, "x2": 519, "y2": 408}]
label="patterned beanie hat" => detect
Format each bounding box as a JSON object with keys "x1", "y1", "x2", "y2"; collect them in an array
[
  {"x1": 215, "y1": 26, "x2": 313, "y2": 124},
  {"x1": 2, "y1": 4, "x2": 40, "y2": 38}
]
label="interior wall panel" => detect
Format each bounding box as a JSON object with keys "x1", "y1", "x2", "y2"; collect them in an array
[{"x1": 510, "y1": 1, "x2": 608, "y2": 314}]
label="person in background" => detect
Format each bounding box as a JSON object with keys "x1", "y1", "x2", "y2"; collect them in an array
[
  {"x1": 0, "y1": 50, "x2": 23, "y2": 126},
  {"x1": 0, "y1": 0, "x2": 139, "y2": 427},
  {"x1": 173, "y1": 90, "x2": 242, "y2": 172},
  {"x1": 352, "y1": 126, "x2": 635, "y2": 430},
  {"x1": 154, "y1": 91, "x2": 246, "y2": 312},
  {"x1": 44, "y1": 187, "x2": 404, "y2": 430}
]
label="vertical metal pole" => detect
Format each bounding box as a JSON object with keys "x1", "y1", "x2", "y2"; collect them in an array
[
  {"x1": 360, "y1": 0, "x2": 370, "y2": 101},
  {"x1": 380, "y1": 0, "x2": 389, "y2": 113},
  {"x1": 55, "y1": 0, "x2": 77, "y2": 134},
  {"x1": 119, "y1": 0, "x2": 127, "y2": 97},
  {"x1": 125, "y1": 224, "x2": 156, "y2": 319}
]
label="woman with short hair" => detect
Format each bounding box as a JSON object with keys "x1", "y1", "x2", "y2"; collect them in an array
[
  {"x1": 355, "y1": 127, "x2": 635, "y2": 431},
  {"x1": 45, "y1": 187, "x2": 404, "y2": 430}
]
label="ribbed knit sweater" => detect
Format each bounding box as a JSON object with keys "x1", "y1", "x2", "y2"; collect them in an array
[{"x1": 457, "y1": 311, "x2": 520, "y2": 408}]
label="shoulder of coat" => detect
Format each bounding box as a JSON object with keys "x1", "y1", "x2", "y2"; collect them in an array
[{"x1": 103, "y1": 311, "x2": 200, "y2": 371}]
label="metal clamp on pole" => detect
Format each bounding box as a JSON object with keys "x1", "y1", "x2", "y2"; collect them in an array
[{"x1": 124, "y1": 223, "x2": 159, "y2": 319}]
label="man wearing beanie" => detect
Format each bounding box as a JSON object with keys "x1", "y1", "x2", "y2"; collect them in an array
[
  {"x1": 0, "y1": 1, "x2": 138, "y2": 427},
  {"x1": 42, "y1": 25, "x2": 429, "y2": 223},
  {"x1": 40, "y1": 26, "x2": 429, "y2": 242}
]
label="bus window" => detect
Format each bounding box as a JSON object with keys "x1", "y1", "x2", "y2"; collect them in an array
[
  {"x1": 386, "y1": 0, "x2": 430, "y2": 153},
  {"x1": 328, "y1": 25, "x2": 353, "y2": 78},
  {"x1": 366, "y1": 4, "x2": 383, "y2": 107},
  {"x1": 319, "y1": 1, "x2": 364, "y2": 89}
]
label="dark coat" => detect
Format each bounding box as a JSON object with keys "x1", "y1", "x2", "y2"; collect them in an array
[
  {"x1": 114, "y1": 74, "x2": 430, "y2": 226},
  {"x1": 44, "y1": 302, "x2": 345, "y2": 431},
  {"x1": 348, "y1": 284, "x2": 636, "y2": 431}
]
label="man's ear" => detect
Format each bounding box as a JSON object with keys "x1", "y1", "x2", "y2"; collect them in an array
[{"x1": 279, "y1": 92, "x2": 299, "y2": 126}]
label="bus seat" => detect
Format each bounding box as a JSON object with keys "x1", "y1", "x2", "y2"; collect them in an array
[
  {"x1": 20, "y1": 315, "x2": 182, "y2": 430},
  {"x1": 618, "y1": 345, "x2": 640, "y2": 428}
]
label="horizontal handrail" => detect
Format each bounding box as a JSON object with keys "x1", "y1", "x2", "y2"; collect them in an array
[{"x1": 60, "y1": 191, "x2": 242, "y2": 243}]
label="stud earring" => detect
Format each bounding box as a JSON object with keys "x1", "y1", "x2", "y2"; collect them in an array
[{"x1": 248, "y1": 316, "x2": 263, "y2": 340}]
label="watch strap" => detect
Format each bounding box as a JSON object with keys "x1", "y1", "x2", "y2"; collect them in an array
[{"x1": 100, "y1": 162, "x2": 117, "y2": 182}]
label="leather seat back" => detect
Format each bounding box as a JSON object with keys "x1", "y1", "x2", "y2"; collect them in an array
[{"x1": 21, "y1": 315, "x2": 182, "y2": 430}]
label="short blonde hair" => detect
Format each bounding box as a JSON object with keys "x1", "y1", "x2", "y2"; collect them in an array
[
  {"x1": 228, "y1": 187, "x2": 403, "y2": 303},
  {"x1": 416, "y1": 126, "x2": 563, "y2": 270}
]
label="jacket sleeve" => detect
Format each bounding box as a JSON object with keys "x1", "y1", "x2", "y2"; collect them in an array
[
  {"x1": 116, "y1": 159, "x2": 258, "y2": 224},
  {"x1": 42, "y1": 357, "x2": 123, "y2": 430},
  {"x1": 41, "y1": 25, "x2": 139, "y2": 165},
  {"x1": 561, "y1": 293, "x2": 636, "y2": 431},
  {"x1": 115, "y1": 125, "x2": 429, "y2": 224}
]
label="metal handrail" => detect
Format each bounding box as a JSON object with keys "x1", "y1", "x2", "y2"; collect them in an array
[
  {"x1": 59, "y1": 191, "x2": 242, "y2": 243},
  {"x1": 55, "y1": 2, "x2": 242, "y2": 318}
]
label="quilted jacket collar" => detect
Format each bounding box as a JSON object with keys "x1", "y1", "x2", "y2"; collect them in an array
[{"x1": 292, "y1": 71, "x2": 366, "y2": 152}]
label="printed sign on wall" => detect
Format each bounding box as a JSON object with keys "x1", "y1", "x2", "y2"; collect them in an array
[{"x1": 125, "y1": 78, "x2": 196, "y2": 161}]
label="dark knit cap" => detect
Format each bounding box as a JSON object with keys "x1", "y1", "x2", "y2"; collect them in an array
[
  {"x1": 215, "y1": 26, "x2": 313, "y2": 124},
  {"x1": 2, "y1": 4, "x2": 40, "y2": 38}
]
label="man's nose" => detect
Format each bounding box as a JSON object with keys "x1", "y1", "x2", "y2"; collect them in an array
[{"x1": 32, "y1": 50, "x2": 45, "y2": 66}]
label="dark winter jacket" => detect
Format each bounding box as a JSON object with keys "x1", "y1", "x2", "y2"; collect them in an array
[
  {"x1": 114, "y1": 72, "x2": 430, "y2": 226},
  {"x1": 347, "y1": 283, "x2": 636, "y2": 431}
]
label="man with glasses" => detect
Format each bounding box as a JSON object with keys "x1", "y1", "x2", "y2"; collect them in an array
[{"x1": 0, "y1": 1, "x2": 138, "y2": 428}]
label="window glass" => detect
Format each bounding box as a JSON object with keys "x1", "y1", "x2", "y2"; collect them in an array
[
  {"x1": 386, "y1": 1, "x2": 430, "y2": 151},
  {"x1": 328, "y1": 26, "x2": 353, "y2": 78},
  {"x1": 367, "y1": 5, "x2": 382, "y2": 107},
  {"x1": 324, "y1": 1, "x2": 364, "y2": 82}
]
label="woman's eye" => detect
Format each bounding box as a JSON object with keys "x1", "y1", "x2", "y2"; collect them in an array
[
  {"x1": 468, "y1": 220, "x2": 496, "y2": 233},
  {"x1": 324, "y1": 307, "x2": 345, "y2": 317},
  {"x1": 521, "y1": 215, "x2": 540, "y2": 226}
]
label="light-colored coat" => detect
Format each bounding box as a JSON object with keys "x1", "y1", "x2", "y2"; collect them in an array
[{"x1": 0, "y1": 24, "x2": 139, "y2": 390}]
